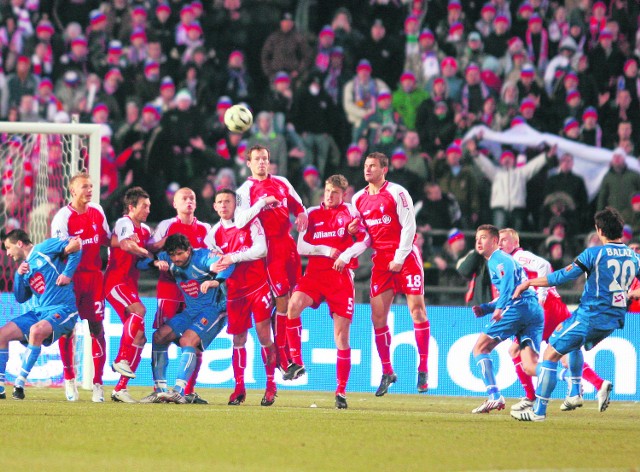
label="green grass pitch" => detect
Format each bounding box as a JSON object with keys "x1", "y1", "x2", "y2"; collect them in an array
[{"x1": 2, "y1": 387, "x2": 640, "y2": 471}]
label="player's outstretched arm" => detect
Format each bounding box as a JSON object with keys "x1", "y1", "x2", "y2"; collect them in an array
[{"x1": 513, "y1": 276, "x2": 549, "y2": 299}]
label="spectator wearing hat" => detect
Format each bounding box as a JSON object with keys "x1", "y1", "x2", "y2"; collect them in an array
[
  {"x1": 261, "y1": 11, "x2": 312, "y2": 85},
  {"x1": 94, "y1": 39, "x2": 129, "y2": 79},
  {"x1": 597, "y1": 147, "x2": 640, "y2": 222},
  {"x1": 54, "y1": 70, "x2": 84, "y2": 115},
  {"x1": 58, "y1": 35, "x2": 93, "y2": 79},
  {"x1": 561, "y1": 116, "x2": 581, "y2": 140},
  {"x1": 602, "y1": 88, "x2": 640, "y2": 149},
  {"x1": 494, "y1": 81, "x2": 520, "y2": 130},
  {"x1": 542, "y1": 151, "x2": 589, "y2": 231},
  {"x1": 616, "y1": 58, "x2": 640, "y2": 107},
  {"x1": 4, "y1": 56, "x2": 38, "y2": 114},
  {"x1": 440, "y1": 20, "x2": 467, "y2": 58},
  {"x1": 175, "y1": 5, "x2": 195, "y2": 47},
  {"x1": 435, "y1": 0, "x2": 466, "y2": 49},
  {"x1": 461, "y1": 62, "x2": 492, "y2": 117},
  {"x1": 438, "y1": 56, "x2": 464, "y2": 102},
  {"x1": 387, "y1": 147, "x2": 423, "y2": 201},
  {"x1": 342, "y1": 59, "x2": 389, "y2": 138},
  {"x1": 29, "y1": 40, "x2": 55, "y2": 80},
  {"x1": 392, "y1": 70, "x2": 429, "y2": 130},
  {"x1": 580, "y1": 106, "x2": 603, "y2": 147},
  {"x1": 524, "y1": 14, "x2": 549, "y2": 75},
  {"x1": 152, "y1": 76, "x2": 176, "y2": 114},
  {"x1": 337, "y1": 143, "x2": 366, "y2": 193},
  {"x1": 503, "y1": 37, "x2": 528, "y2": 83},
  {"x1": 146, "y1": 37, "x2": 181, "y2": 86},
  {"x1": 356, "y1": 88, "x2": 403, "y2": 149},
  {"x1": 179, "y1": 21, "x2": 206, "y2": 65},
  {"x1": 314, "y1": 25, "x2": 336, "y2": 74},
  {"x1": 516, "y1": 63, "x2": 548, "y2": 108},
  {"x1": 402, "y1": 15, "x2": 422, "y2": 77},
  {"x1": 262, "y1": 71, "x2": 296, "y2": 134},
  {"x1": 588, "y1": 27, "x2": 625, "y2": 93},
  {"x1": 291, "y1": 73, "x2": 341, "y2": 181},
  {"x1": 24, "y1": 19, "x2": 65, "y2": 69},
  {"x1": 428, "y1": 227, "x2": 469, "y2": 305},
  {"x1": 416, "y1": 75, "x2": 453, "y2": 129},
  {"x1": 247, "y1": 111, "x2": 289, "y2": 182},
  {"x1": 357, "y1": 18, "x2": 403, "y2": 88},
  {"x1": 148, "y1": 2, "x2": 177, "y2": 54},
  {"x1": 404, "y1": 28, "x2": 442, "y2": 88},
  {"x1": 299, "y1": 165, "x2": 323, "y2": 208},
  {"x1": 415, "y1": 181, "x2": 462, "y2": 251},
  {"x1": 417, "y1": 97, "x2": 457, "y2": 156},
  {"x1": 460, "y1": 32, "x2": 487, "y2": 72},
  {"x1": 476, "y1": 3, "x2": 497, "y2": 38},
  {"x1": 475, "y1": 145, "x2": 557, "y2": 230},
  {"x1": 87, "y1": 9, "x2": 109, "y2": 61},
  {"x1": 432, "y1": 143, "x2": 480, "y2": 229},
  {"x1": 33, "y1": 79, "x2": 60, "y2": 122},
  {"x1": 134, "y1": 60, "x2": 161, "y2": 106},
  {"x1": 543, "y1": 36, "x2": 578, "y2": 95},
  {"x1": 483, "y1": 14, "x2": 511, "y2": 59},
  {"x1": 214, "y1": 50, "x2": 255, "y2": 106}
]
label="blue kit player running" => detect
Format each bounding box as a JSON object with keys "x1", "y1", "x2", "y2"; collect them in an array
[
  {"x1": 148, "y1": 233, "x2": 232, "y2": 404},
  {"x1": 0, "y1": 229, "x2": 82, "y2": 400},
  {"x1": 470, "y1": 224, "x2": 544, "y2": 414},
  {"x1": 511, "y1": 207, "x2": 640, "y2": 422}
]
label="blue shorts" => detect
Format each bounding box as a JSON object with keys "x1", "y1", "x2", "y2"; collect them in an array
[
  {"x1": 484, "y1": 300, "x2": 544, "y2": 353},
  {"x1": 12, "y1": 306, "x2": 78, "y2": 347},
  {"x1": 167, "y1": 309, "x2": 227, "y2": 350},
  {"x1": 548, "y1": 312, "x2": 615, "y2": 355}
]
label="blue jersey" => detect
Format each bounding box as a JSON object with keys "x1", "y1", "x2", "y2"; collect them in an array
[
  {"x1": 485, "y1": 249, "x2": 538, "y2": 312},
  {"x1": 548, "y1": 242, "x2": 640, "y2": 330},
  {"x1": 157, "y1": 248, "x2": 234, "y2": 314},
  {"x1": 13, "y1": 238, "x2": 81, "y2": 312}
]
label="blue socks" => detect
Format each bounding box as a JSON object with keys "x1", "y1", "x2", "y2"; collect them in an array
[
  {"x1": 151, "y1": 342, "x2": 169, "y2": 392},
  {"x1": 15, "y1": 344, "x2": 41, "y2": 388},
  {"x1": 0, "y1": 348, "x2": 8, "y2": 393},
  {"x1": 175, "y1": 346, "x2": 197, "y2": 395},
  {"x1": 474, "y1": 353, "x2": 500, "y2": 400},
  {"x1": 567, "y1": 350, "x2": 584, "y2": 397},
  {"x1": 534, "y1": 359, "x2": 558, "y2": 416}
]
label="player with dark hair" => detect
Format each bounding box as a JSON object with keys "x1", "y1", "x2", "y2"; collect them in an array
[
  {"x1": 512, "y1": 207, "x2": 640, "y2": 421},
  {"x1": 283, "y1": 174, "x2": 369, "y2": 408},
  {"x1": 470, "y1": 224, "x2": 544, "y2": 414},
  {"x1": 350, "y1": 152, "x2": 431, "y2": 396},
  {"x1": 209, "y1": 188, "x2": 278, "y2": 406},
  {"x1": 151, "y1": 233, "x2": 231, "y2": 404},
  {"x1": 51, "y1": 172, "x2": 111, "y2": 402},
  {"x1": 141, "y1": 186, "x2": 211, "y2": 404},
  {"x1": 234, "y1": 144, "x2": 307, "y2": 375},
  {"x1": 0, "y1": 229, "x2": 82, "y2": 400},
  {"x1": 104, "y1": 186, "x2": 153, "y2": 403}
]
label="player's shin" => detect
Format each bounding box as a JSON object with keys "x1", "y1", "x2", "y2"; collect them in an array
[
  {"x1": 58, "y1": 334, "x2": 75, "y2": 380},
  {"x1": 286, "y1": 317, "x2": 303, "y2": 366},
  {"x1": 274, "y1": 312, "x2": 289, "y2": 372},
  {"x1": 474, "y1": 353, "x2": 500, "y2": 399},
  {"x1": 414, "y1": 321, "x2": 430, "y2": 373},
  {"x1": 512, "y1": 354, "x2": 535, "y2": 400},
  {"x1": 261, "y1": 344, "x2": 276, "y2": 386},
  {"x1": 115, "y1": 313, "x2": 144, "y2": 362},
  {"x1": 232, "y1": 346, "x2": 247, "y2": 388},
  {"x1": 567, "y1": 350, "x2": 584, "y2": 397},
  {"x1": 151, "y1": 342, "x2": 169, "y2": 392},
  {"x1": 336, "y1": 348, "x2": 351, "y2": 395},
  {"x1": 184, "y1": 350, "x2": 202, "y2": 395},
  {"x1": 374, "y1": 326, "x2": 393, "y2": 374},
  {"x1": 534, "y1": 360, "x2": 558, "y2": 416},
  {"x1": 175, "y1": 346, "x2": 197, "y2": 395},
  {"x1": 15, "y1": 344, "x2": 41, "y2": 388},
  {"x1": 582, "y1": 362, "x2": 604, "y2": 390},
  {"x1": 91, "y1": 331, "x2": 106, "y2": 385}
]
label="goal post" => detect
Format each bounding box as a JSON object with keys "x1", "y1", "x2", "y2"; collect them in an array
[{"x1": 0, "y1": 120, "x2": 101, "y2": 392}]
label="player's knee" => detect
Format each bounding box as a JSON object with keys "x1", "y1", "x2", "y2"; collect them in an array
[
  {"x1": 508, "y1": 342, "x2": 520, "y2": 358},
  {"x1": 29, "y1": 323, "x2": 49, "y2": 343},
  {"x1": 88, "y1": 321, "x2": 104, "y2": 337},
  {"x1": 233, "y1": 332, "x2": 248, "y2": 347}
]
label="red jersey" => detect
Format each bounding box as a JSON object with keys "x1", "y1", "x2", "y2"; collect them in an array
[
  {"x1": 104, "y1": 216, "x2": 151, "y2": 289},
  {"x1": 149, "y1": 216, "x2": 211, "y2": 285},
  {"x1": 299, "y1": 202, "x2": 369, "y2": 272},
  {"x1": 234, "y1": 174, "x2": 306, "y2": 238},
  {"x1": 50, "y1": 202, "x2": 110, "y2": 273},
  {"x1": 208, "y1": 218, "x2": 268, "y2": 299},
  {"x1": 353, "y1": 180, "x2": 417, "y2": 264}
]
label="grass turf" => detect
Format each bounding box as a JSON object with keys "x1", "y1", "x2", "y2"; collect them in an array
[{"x1": 2, "y1": 387, "x2": 640, "y2": 471}]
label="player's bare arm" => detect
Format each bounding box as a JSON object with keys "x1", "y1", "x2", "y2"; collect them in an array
[
  {"x1": 200, "y1": 279, "x2": 220, "y2": 293},
  {"x1": 63, "y1": 236, "x2": 82, "y2": 255},
  {"x1": 513, "y1": 276, "x2": 550, "y2": 298},
  {"x1": 295, "y1": 211, "x2": 308, "y2": 232}
]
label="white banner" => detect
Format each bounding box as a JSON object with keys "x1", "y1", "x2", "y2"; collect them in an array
[{"x1": 463, "y1": 124, "x2": 640, "y2": 201}]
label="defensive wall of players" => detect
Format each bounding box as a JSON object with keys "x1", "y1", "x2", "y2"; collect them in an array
[{"x1": 2, "y1": 296, "x2": 638, "y2": 400}]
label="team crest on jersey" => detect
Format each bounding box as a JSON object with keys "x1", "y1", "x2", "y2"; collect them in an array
[
  {"x1": 565, "y1": 264, "x2": 574, "y2": 272},
  {"x1": 201, "y1": 317, "x2": 208, "y2": 326},
  {"x1": 337, "y1": 216, "x2": 344, "y2": 226},
  {"x1": 179, "y1": 280, "x2": 200, "y2": 298},
  {"x1": 496, "y1": 263, "x2": 505, "y2": 277},
  {"x1": 382, "y1": 215, "x2": 392, "y2": 224},
  {"x1": 337, "y1": 228, "x2": 345, "y2": 237},
  {"x1": 29, "y1": 273, "x2": 46, "y2": 295},
  {"x1": 92, "y1": 223, "x2": 97, "y2": 231},
  {"x1": 238, "y1": 234, "x2": 245, "y2": 244},
  {"x1": 379, "y1": 204, "x2": 385, "y2": 214},
  {"x1": 36, "y1": 259, "x2": 43, "y2": 268}
]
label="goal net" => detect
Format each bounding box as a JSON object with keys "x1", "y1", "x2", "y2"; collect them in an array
[{"x1": 0, "y1": 121, "x2": 101, "y2": 390}]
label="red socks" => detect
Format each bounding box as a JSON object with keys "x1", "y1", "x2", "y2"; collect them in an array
[
  {"x1": 232, "y1": 346, "x2": 247, "y2": 388},
  {"x1": 59, "y1": 334, "x2": 75, "y2": 380},
  {"x1": 92, "y1": 332, "x2": 106, "y2": 385},
  {"x1": 582, "y1": 362, "x2": 604, "y2": 390},
  {"x1": 336, "y1": 348, "x2": 351, "y2": 395},
  {"x1": 512, "y1": 354, "x2": 535, "y2": 400},
  {"x1": 184, "y1": 350, "x2": 203, "y2": 395},
  {"x1": 115, "y1": 312, "x2": 143, "y2": 363},
  {"x1": 274, "y1": 312, "x2": 290, "y2": 371}
]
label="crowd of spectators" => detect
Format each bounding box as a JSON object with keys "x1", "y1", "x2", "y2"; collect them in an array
[{"x1": 3, "y1": 0, "x2": 640, "y2": 300}]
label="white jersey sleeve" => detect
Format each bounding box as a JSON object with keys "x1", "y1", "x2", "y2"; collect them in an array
[
  {"x1": 231, "y1": 219, "x2": 268, "y2": 263},
  {"x1": 149, "y1": 218, "x2": 174, "y2": 244},
  {"x1": 513, "y1": 248, "x2": 553, "y2": 304},
  {"x1": 113, "y1": 217, "x2": 136, "y2": 243},
  {"x1": 389, "y1": 183, "x2": 417, "y2": 265},
  {"x1": 233, "y1": 180, "x2": 267, "y2": 229},
  {"x1": 50, "y1": 206, "x2": 72, "y2": 238}
]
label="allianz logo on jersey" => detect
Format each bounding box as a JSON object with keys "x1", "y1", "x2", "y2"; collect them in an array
[
  {"x1": 80, "y1": 235, "x2": 100, "y2": 245},
  {"x1": 313, "y1": 228, "x2": 345, "y2": 239},
  {"x1": 365, "y1": 215, "x2": 392, "y2": 226}
]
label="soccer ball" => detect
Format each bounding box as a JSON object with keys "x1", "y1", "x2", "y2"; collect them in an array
[{"x1": 224, "y1": 104, "x2": 253, "y2": 133}]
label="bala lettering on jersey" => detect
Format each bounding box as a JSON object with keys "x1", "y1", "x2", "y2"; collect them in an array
[
  {"x1": 606, "y1": 247, "x2": 634, "y2": 257},
  {"x1": 179, "y1": 280, "x2": 200, "y2": 298},
  {"x1": 29, "y1": 272, "x2": 46, "y2": 294}
]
